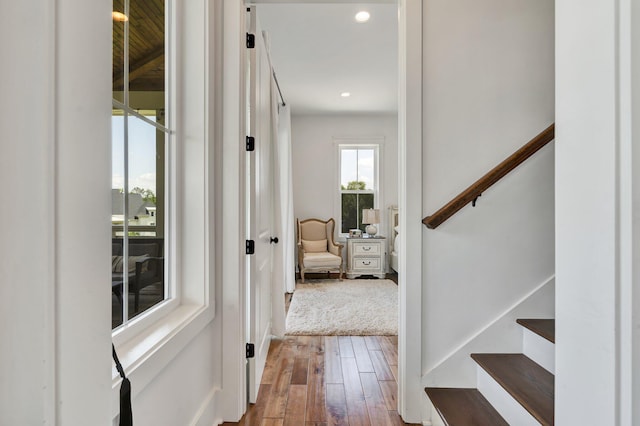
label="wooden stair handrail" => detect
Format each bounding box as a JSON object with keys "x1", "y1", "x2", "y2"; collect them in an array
[{"x1": 423, "y1": 123, "x2": 555, "y2": 229}]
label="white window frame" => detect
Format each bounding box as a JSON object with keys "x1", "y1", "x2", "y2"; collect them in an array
[
  {"x1": 110, "y1": 0, "x2": 217, "y2": 418},
  {"x1": 335, "y1": 138, "x2": 384, "y2": 239}
]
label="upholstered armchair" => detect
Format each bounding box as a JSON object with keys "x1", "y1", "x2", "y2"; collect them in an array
[{"x1": 297, "y1": 218, "x2": 343, "y2": 283}]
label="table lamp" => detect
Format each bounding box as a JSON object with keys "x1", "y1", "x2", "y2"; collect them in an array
[{"x1": 362, "y1": 208, "x2": 380, "y2": 236}]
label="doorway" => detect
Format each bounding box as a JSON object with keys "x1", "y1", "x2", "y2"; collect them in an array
[
  {"x1": 223, "y1": 0, "x2": 424, "y2": 423},
  {"x1": 246, "y1": 0, "x2": 422, "y2": 423},
  {"x1": 254, "y1": 0, "x2": 398, "y2": 320}
]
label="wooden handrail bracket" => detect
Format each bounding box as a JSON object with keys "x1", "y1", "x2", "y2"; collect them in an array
[{"x1": 423, "y1": 123, "x2": 555, "y2": 229}]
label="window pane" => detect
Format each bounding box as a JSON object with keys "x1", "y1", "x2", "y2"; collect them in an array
[
  {"x1": 341, "y1": 149, "x2": 358, "y2": 189},
  {"x1": 127, "y1": 115, "x2": 163, "y2": 319},
  {"x1": 127, "y1": 237, "x2": 164, "y2": 320},
  {"x1": 128, "y1": 0, "x2": 165, "y2": 93},
  {"x1": 112, "y1": 111, "x2": 125, "y2": 328},
  {"x1": 112, "y1": 0, "x2": 167, "y2": 330},
  {"x1": 113, "y1": 0, "x2": 166, "y2": 106},
  {"x1": 359, "y1": 194, "x2": 374, "y2": 233},
  {"x1": 112, "y1": 0, "x2": 126, "y2": 103},
  {"x1": 111, "y1": 242, "x2": 125, "y2": 329},
  {"x1": 341, "y1": 193, "x2": 358, "y2": 233},
  {"x1": 112, "y1": 113, "x2": 167, "y2": 328},
  {"x1": 357, "y1": 149, "x2": 375, "y2": 190},
  {"x1": 127, "y1": 114, "x2": 158, "y2": 237},
  {"x1": 341, "y1": 193, "x2": 375, "y2": 234},
  {"x1": 112, "y1": 111, "x2": 126, "y2": 227}
]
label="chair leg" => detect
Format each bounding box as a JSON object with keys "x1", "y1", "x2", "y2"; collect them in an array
[
  {"x1": 339, "y1": 265, "x2": 343, "y2": 281},
  {"x1": 300, "y1": 269, "x2": 305, "y2": 283}
]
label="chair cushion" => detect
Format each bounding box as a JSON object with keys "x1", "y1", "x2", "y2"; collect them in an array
[
  {"x1": 301, "y1": 239, "x2": 327, "y2": 253},
  {"x1": 303, "y1": 252, "x2": 342, "y2": 268}
]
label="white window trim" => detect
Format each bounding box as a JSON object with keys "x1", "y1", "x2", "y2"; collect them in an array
[
  {"x1": 334, "y1": 137, "x2": 385, "y2": 240},
  {"x1": 110, "y1": 0, "x2": 217, "y2": 418}
]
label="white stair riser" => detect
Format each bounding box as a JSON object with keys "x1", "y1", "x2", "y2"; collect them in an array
[
  {"x1": 522, "y1": 328, "x2": 555, "y2": 374},
  {"x1": 477, "y1": 367, "x2": 541, "y2": 426}
]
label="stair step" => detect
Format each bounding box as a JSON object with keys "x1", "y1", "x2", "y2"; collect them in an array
[
  {"x1": 425, "y1": 388, "x2": 509, "y2": 426},
  {"x1": 471, "y1": 353, "x2": 554, "y2": 425},
  {"x1": 516, "y1": 318, "x2": 555, "y2": 343}
]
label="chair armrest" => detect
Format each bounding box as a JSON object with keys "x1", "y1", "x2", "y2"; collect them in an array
[
  {"x1": 328, "y1": 242, "x2": 343, "y2": 257},
  {"x1": 135, "y1": 257, "x2": 163, "y2": 276}
]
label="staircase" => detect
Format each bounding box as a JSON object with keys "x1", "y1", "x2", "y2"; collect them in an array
[{"x1": 425, "y1": 319, "x2": 555, "y2": 425}]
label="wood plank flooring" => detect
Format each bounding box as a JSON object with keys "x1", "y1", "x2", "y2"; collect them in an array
[{"x1": 223, "y1": 335, "x2": 419, "y2": 426}]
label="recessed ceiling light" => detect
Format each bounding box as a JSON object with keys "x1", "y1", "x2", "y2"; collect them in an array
[
  {"x1": 341, "y1": 92, "x2": 351, "y2": 98},
  {"x1": 355, "y1": 11, "x2": 370, "y2": 23},
  {"x1": 112, "y1": 11, "x2": 129, "y2": 22}
]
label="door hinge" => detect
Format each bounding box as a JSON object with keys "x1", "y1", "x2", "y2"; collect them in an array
[
  {"x1": 246, "y1": 136, "x2": 255, "y2": 151},
  {"x1": 246, "y1": 33, "x2": 255, "y2": 49},
  {"x1": 246, "y1": 240, "x2": 255, "y2": 255},
  {"x1": 246, "y1": 343, "x2": 255, "y2": 359}
]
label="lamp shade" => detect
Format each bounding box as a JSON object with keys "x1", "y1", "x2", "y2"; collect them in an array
[{"x1": 362, "y1": 208, "x2": 380, "y2": 225}]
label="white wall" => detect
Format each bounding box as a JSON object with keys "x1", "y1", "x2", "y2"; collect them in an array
[
  {"x1": 130, "y1": 322, "x2": 221, "y2": 425},
  {"x1": 1, "y1": 0, "x2": 113, "y2": 423},
  {"x1": 291, "y1": 114, "x2": 398, "y2": 240},
  {"x1": 0, "y1": 1, "x2": 228, "y2": 425},
  {"x1": 421, "y1": 0, "x2": 555, "y2": 377},
  {"x1": 556, "y1": 0, "x2": 640, "y2": 424}
]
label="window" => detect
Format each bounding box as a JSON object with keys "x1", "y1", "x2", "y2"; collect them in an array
[
  {"x1": 112, "y1": 0, "x2": 169, "y2": 329},
  {"x1": 339, "y1": 145, "x2": 379, "y2": 234},
  {"x1": 109, "y1": 0, "x2": 216, "y2": 410}
]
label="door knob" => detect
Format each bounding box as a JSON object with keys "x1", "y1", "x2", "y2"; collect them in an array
[{"x1": 270, "y1": 237, "x2": 279, "y2": 244}]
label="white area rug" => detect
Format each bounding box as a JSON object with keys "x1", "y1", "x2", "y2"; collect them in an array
[{"x1": 285, "y1": 279, "x2": 398, "y2": 336}]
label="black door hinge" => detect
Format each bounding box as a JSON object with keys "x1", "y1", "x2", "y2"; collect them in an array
[
  {"x1": 246, "y1": 343, "x2": 255, "y2": 359},
  {"x1": 246, "y1": 240, "x2": 255, "y2": 255},
  {"x1": 246, "y1": 136, "x2": 255, "y2": 151},
  {"x1": 246, "y1": 33, "x2": 255, "y2": 49}
]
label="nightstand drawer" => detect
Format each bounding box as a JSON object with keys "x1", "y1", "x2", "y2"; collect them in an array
[
  {"x1": 352, "y1": 243, "x2": 381, "y2": 255},
  {"x1": 353, "y1": 258, "x2": 380, "y2": 270}
]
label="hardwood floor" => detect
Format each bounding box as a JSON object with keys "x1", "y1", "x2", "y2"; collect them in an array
[{"x1": 223, "y1": 335, "x2": 419, "y2": 426}]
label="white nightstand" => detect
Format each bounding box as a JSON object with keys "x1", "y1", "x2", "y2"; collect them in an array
[{"x1": 346, "y1": 236, "x2": 386, "y2": 279}]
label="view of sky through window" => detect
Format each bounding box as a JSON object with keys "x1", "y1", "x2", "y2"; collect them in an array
[
  {"x1": 341, "y1": 148, "x2": 374, "y2": 189},
  {"x1": 112, "y1": 115, "x2": 157, "y2": 193}
]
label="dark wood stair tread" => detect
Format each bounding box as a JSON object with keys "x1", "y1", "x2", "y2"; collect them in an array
[
  {"x1": 517, "y1": 318, "x2": 555, "y2": 343},
  {"x1": 471, "y1": 353, "x2": 554, "y2": 425},
  {"x1": 425, "y1": 388, "x2": 508, "y2": 426}
]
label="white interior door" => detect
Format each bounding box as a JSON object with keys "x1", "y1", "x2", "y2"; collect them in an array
[{"x1": 246, "y1": 7, "x2": 274, "y2": 404}]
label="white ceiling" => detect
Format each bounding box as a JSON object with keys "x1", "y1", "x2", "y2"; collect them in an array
[{"x1": 255, "y1": 2, "x2": 398, "y2": 115}]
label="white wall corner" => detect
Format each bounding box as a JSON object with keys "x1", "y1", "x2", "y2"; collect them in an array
[{"x1": 397, "y1": 0, "x2": 424, "y2": 423}]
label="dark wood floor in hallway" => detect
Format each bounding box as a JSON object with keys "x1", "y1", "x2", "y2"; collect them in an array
[{"x1": 223, "y1": 335, "x2": 419, "y2": 426}]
